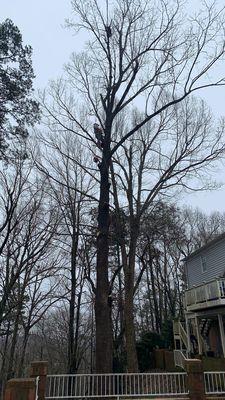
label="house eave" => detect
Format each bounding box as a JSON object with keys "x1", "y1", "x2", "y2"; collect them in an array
[{"x1": 183, "y1": 232, "x2": 225, "y2": 262}]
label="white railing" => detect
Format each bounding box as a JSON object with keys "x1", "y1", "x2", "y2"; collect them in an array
[
  {"x1": 173, "y1": 321, "x2": 188, "y2": 349},
  {"x1": 204, "y1": 372, "x2": 225, "y2": 394},
  {"x1": 35, "y1": 376, "x2": 40, "y2": 400},
  {"x1": 45, "y1": 373, "x2": 188, "y2": 398},
  {"x1": 174, "y1": 350, "x2": 187, "y2": 370},
  {"x1": 185, "y1": 278, "x2": 225, "y2": 310},
  {"x1": 219, "y1": 279, "x2": 225, "y2": 297}
]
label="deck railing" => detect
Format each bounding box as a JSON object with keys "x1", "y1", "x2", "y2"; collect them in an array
[
  {"x1": 204, "y1": 372, "x2": 225, "y2": 394},
  {"x1": 45, "y1": 373, "x2": 188, "y2": 399},
  {"x1": 185, "y1": 278, "x2": 225, "y2": 310},
  {"x1": 173, "y1": 320, "x2": 188, "y2": 349},
  {"x1": 174, "y1": 350, "x2": 188, "y2": 370}
]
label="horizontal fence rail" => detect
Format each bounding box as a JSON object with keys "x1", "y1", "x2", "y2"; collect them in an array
[
  {"x1": 46, "y1": 373, "x2": 188, "y2": 399},
  {"x1": 204, "y1": 372, "x2": 225, "y2": 394}
]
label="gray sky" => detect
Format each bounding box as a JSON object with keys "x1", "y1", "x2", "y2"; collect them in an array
[{"x1": 1, "y1": 0, "x2": 225, "y2": 214}]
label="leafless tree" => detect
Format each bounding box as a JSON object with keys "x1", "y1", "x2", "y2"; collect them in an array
[
  {"x1": 33, "y1": 131, "x2": 97, "y2": 373},
  {"x1": 0, "y1": 158, "x2": 60, "y2": 390},
  {"x1": 41, "y1": 0, "x2": 225, "y2": 372},
  {"x1": 110, "y1": 98, "x2": 225, "y2": 369}
]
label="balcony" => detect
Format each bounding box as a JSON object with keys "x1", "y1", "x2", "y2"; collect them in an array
[{"x1": 185, "y1": 278, "x2": 225, "y2": 312}]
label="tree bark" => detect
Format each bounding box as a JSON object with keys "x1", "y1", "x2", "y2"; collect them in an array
[
  {"x1": 18, "y1": 328, "x2": 29, "y2": 377},
  {"x1": 95, "y1": 145, "x2": 113, "y2": 373},
  {"x1": 7, "y1": 307, "x2": 21, "y2": 380},
  {"x1": 124, "y1": 235, "x2": 138, "y2": 372},
  {"x1": 68, "y1": 224, "x2": 79, "y2": 373},
  {"x1": 0, "y1": 320, "x2": 11, "y2": 395}
]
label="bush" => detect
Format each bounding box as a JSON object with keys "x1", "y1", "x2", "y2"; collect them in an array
[
  {"x1": 136, "y1": 331, "x2": 164, "y2": 371},
  {"x1": 136, "y1": 321, "x2": 174, "y2": 371}
]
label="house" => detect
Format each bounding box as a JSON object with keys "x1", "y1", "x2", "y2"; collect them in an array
[{"x1": 174, "y1": 232, "x2": 225, "y2": 360}]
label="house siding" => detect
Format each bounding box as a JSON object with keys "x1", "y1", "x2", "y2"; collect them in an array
[{"x1": 187, "y1": 238, "x2": 225, "y2": 288}]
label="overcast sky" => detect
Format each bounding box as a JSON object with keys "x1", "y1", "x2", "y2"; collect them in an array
[{"x1": 1, "y1": 0, "x2": 225, "y2": 214}]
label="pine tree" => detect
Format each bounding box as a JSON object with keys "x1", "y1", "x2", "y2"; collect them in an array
[{"x1": 0, "y1": 19, "x2": 40, "y2": 158}]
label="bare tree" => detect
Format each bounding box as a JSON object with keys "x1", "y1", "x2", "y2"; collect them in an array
[
  {"x1": 17, "y1": 265, "x2": 62, "y2": 377},
  {"x1": 110, "y1": 98, "x2": 225, "y2": 369},
  {"x1": 33, "y1": 131, "x2": 97, "y2": 373},
  {"x1": 181, "y1": 207, "x2": 225, "y2": 255},
  {"x1": 0, "y1": 158, "x2": 60, "y2": 389},
  {"x1": 42, "y1": 0, "x2": 225, "y2": 372}
]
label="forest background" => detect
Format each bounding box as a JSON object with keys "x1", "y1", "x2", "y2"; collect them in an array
[{"x1": 1, "y1": 0, "x2": 225, "y2": 397}]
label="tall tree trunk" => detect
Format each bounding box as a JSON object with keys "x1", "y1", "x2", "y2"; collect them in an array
[
  {"x1": 95, "y1": 147, "x2": 113, "y2": 373},
  {"x1": 68, "y1": 226, "x2": 79, "y2": 373},
  {"x1": 111, "y1": 162, "x2": 138, "y2": 371},
  {"x1": 18, "y1": 328, "x2": 29, "y2": 377},
  {"x1": 146, "y1": 266, "x2": 155, "y2": 331},
  {"x1": 124, "y1": 235, "x2": 138, "y2": 372},
  {"x1": 148, "y1": 243, "x2": 159, "y2": 332},
  {"x1": 73, "y1": 286, "x2": 83, "y2": 372},
  {"x1": 7, "y1": 309, "x2": 20, "y2": 380},
  {"x1": 156, "y1": 259, "x2": 163, "y2": 332},
  {"x1": 0, "y1": 320, "x2": 11, "y2": 396}
]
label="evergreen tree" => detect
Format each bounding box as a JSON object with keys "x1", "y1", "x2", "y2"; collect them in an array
[{"x1": 0, "y1": 19, "x2": 39, "y2": 158}]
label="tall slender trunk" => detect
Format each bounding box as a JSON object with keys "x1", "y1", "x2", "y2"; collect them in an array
[
  {"x1": 73, "y1": 286, "x2": 83, "y2": 372},
  {"x1": 111, "y1": 163, "x2": 138, "y2": 372},
  {"x1": 0, "y1": 291, "x2": 9, "y2": 330},
  {"x1": 156, "y1": 258, "x2": 162, "y2": 332},
  {"x1": 95, "y1": 143, "x2": 113, "y2": 373},
  {"x1": 124, "y1": 235, "x2": 138, "y2": 372},
  {"x1": 7, "y1": 308, "x2": 20, "y2": 380},
  {"x1": 149, "y1": 260, "x2": 159, "y2": 332},
  {"x1": 146, "y1": 266, "x2": 155, "y2": 331},
  {"x1": 163, "y1": 245, "x2": 168, "y2": 322},
  {"x1": 0, "y1": 321, "x2": 11, "y2": 397},
  {"x1": 147, "y1": 241, "x2": 159, "y2": 332},
  {"x1": 18, "y1": 328, "x2": 29, "y2": 377},
  {"x1": 118, "y1": 265, "x2": 124, "y2": 346},
  {"x1": 68, "y1": 225, "x2": 79, "y2": 373}
]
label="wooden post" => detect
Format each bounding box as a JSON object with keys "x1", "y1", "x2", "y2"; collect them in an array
[
  {"x1": 4, "y1": 378, "x2": 36, "y2": 400},
  {"x1": 29, "y1": 361, "x2": 48, "y2": 400},
  {"x1": 185, "y1": 315, "x2": 191, "y2": 356},
  {"x1": 195, "y1": 317, "x2": 202, "y2": 355},
  {"x1": 185, "y1": 359, "x2": 206, "y2": 400},
  {"x1": 218, "y1": 314, "x2": 225, "y2": 357}
]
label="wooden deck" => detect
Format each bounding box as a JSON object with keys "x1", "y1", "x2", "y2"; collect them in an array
[{"x1": 185, "y1": 278, "x2": 225, "y2": 312}]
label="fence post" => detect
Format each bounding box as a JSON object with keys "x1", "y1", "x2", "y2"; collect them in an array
[
  {"x1": 4, "y1": 378, "x2": 36, "y2": 400},
  {"x1": 29, "y1": 361, "x2": 48, "y2": 400},
  {"x1": 185, "y1": 359, "x2": 206, "y2": 400}
]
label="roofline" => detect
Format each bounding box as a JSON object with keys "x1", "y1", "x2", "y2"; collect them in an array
[{"x1": 183, "y1": 231, "x2": 225, "y2": 262}]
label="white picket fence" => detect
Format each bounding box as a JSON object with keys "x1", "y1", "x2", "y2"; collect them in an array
[
  {"x1": 45, "y1": 372, "x2": 188, "y2": 399},
  {"x1": 204, "y1": 371, "x2": 225, "y2": 395}
]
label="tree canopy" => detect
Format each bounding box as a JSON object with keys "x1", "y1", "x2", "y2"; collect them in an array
[{"x1": 0, "y1": 19, "x2": 39, "y2": 159}]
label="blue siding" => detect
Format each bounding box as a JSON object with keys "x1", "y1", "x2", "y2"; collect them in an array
[{"x1": 186, "y1": 238, "x2": 225, "y2": 288}]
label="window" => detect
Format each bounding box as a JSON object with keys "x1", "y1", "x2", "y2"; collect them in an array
[{"x1": 201, "y1": 255, "x2": 207, "y2": 272}]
